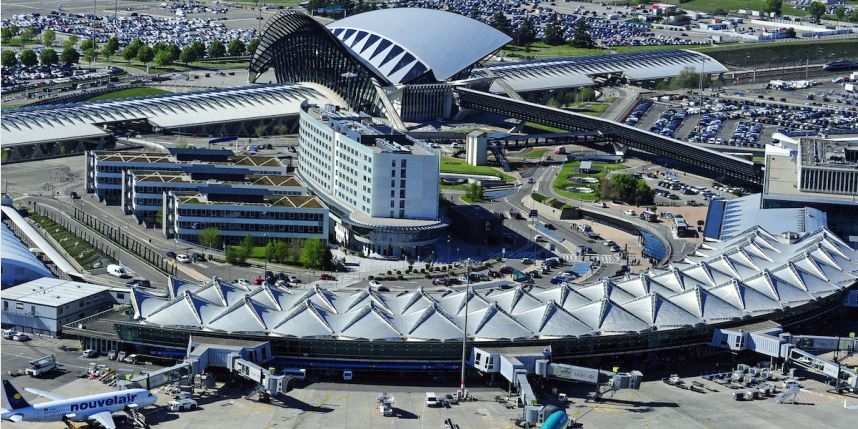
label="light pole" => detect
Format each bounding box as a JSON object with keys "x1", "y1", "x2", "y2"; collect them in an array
[
  {"x1": 446, "y1": 235, "x2": 451, "y2": 264},
  {"x1": 459, "y1": 259, "x2": 472, "y2": 399}
]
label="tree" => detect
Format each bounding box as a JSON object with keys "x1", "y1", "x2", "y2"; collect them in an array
[
  {"x1": 274, "y1": 240, "x2": 289, "y2": 262},
  {"x1": 42, "y1": 29, "x2": 56, "y2": 47},
  {"x1": 227, "y1": 38, "x2": 246, "y2": 56},
  {"x1": 179, "y1": 45, "x2": 199, "y2": 63},
  {"x1": 783, "y1": 27, "x2": 796, "y2": 38},
  {"x1": 207, "y1": 40, "x2": 226, "y2": 58},
  {"x1": 83, "y1": 48, "x2": 98, "y2": 64},
  {"x1": 246, "y1": 38, "x2": 260, "y2": 56},
  {"x1": 571, "y1": 19, "x2": 595, "y2": 49},
  {"x1": 465, "y1": 182, "x2": 485, "y2": 202},
  {"x1": 1, "y1": 50, "x2": 17, "y2": 67},
  {"x1": 669, "y1": 66, "x2": 708, "y2": 89},
  {"x1": 19, "y1": 49, "x2": 38, "y2": 67},
  {"x1": 299, "y1": 239, "x2": 327, "y2": 269},
  {"x1": 60, "y1": 47, "x2": 80, "y2": 65},
  {"x1": 19, "y1": 27, "x2": 35, "y2": 47},
  {"x1": 834, "y1": 6, "x2": 847, "y2": 21},
  {"x1": 543, "y1": 14, "x2": 565, "y2": 45},
  {"x1": 514, "y1": 16, "x2": 537, "y2": 46},
  {"x1": 764, "y1": 0, "x2": 782, "y2": 15},
  {"x1": 40, "y1": 48, "x2": 58, "y2": 66},
  {"x1": 189, "y1": 40, "x2": 206, "y2": 59},
  {"x1": 599, "y1": 173, "x2": 653, "y2": 206},
  {"x1": 576, "y1": 87, "x2": 596, "y2": 103},
  {"x1": 264, "y1": 241, "x2": 277, "y2": 262},
  {"x1": 1, "y1": 27, "x2": 15, "y2": 44},
  {"x1": 103, "y1": 36, "x2": 119, "y2": 57},
  {"x1": 123, "y1": 38, "x2": 143, "y2": 62},
  {"x1": 154, "y1": 49, "x2": 174, "y2": 66},
  {"x1": 80, "y1": 39, "x2": 96, "y2": 51},
  {"x1": 199, "y1": 227, "x2": 221, "y2": 250},
  {"x1": 322, "y1": 247, "x2": 334, "y2": 271},
  {"x1": 490, "y1": 11, "x2": 512, "y2": 36},
  {"x1": 137, "y1": 45, "x2": 154, "y2": 65},
  {"x1": 63, "y1": 35, "x2": 79, "y2": 49},
  {"x1": 808, "y1": 1, "x2": 826, "y2": 23}
]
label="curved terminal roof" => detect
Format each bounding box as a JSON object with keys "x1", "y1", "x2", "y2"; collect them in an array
[
  {"x1": 1, "y1": 84, "x2": 331, "y2": 147},
  {"x1": 1, "y1": 205, "x2": 77, "y2": 280},
  {"x1": 130, "y1": 226, "x2": 857, "y2": 341},
  {"x1": 476, "y1": 50, "x2": 728, "y2": 93},
  {"x1": 1, "y1": 223, "x2": 55, "y2": 287},
  {"x1": 327, "y1": 8, "x2": 511, "y2": 84}
]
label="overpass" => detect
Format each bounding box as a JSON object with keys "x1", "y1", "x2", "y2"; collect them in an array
[{"x1": 454, "y1": 88, "x2": 764, "y2": 186}]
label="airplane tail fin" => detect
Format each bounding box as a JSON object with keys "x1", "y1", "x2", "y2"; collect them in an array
[{"x1": 2, "y1": 381, "x2": 31, "y2": 410}]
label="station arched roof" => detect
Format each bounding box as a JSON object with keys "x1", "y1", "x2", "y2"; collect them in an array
[{"x1": 327, "y1": 8, "x2": 511, "y2": 84}]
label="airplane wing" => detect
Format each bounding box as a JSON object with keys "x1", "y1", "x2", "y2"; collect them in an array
[
  {"x1": 23, "y1": 387, "x2": 67, "y2": 402},
  {"x1": 87, "y1": 411, "x2": 117, "y2": 429}
]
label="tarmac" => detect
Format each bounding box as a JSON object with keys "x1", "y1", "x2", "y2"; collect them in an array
[{"x1": 3, "y1": 336, "x2": 857, "y2": 429}]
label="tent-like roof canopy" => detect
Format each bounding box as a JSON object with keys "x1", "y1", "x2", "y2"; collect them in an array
[{"x1": 131, "y1": 227, "x2": 857, "y2": 341}]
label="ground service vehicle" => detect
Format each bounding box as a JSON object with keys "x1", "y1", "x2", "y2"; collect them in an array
[{"x1": 25, "y1": 355, "x2": 58, "y2": 377}]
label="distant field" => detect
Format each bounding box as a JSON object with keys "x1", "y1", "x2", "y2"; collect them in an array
[
  {"x1": 86, "y1": 87, "x2": 170, "y2": 101},
  {"x1": 673, "y1": 0, "x2": 808, "y2": 15}
]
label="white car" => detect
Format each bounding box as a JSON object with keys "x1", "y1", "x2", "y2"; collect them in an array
[
  {"x1": 176, "y1": 254, "x2": 191, "y2": 263},
  {"x1": 623, "y1": 209, "x2": 636, "y2": 216},
  {"x1": 235, "y1": 278, "x2": 250, "y2": 287},
  {"x1": 369, "y1": 280, "x2": 383, "y2": 289},
  {"x1": 288, "y1": 275, "x2": 301, "y2": 283},
  {"x1": 168, "y1": 398, "x2": 197, "y2": 412}
]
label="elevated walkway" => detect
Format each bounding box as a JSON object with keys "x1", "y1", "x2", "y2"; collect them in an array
[
  {"x1": 1, "y1": 204, "x2": 83, "y2": 280},
  {"x1": 455, "y1": 87, "x2": 763, "y2": 186}
]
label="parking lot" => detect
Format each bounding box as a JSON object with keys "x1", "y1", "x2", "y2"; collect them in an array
[{"x1": 624, "y1": 76, "x2": 858, "y2": 150}]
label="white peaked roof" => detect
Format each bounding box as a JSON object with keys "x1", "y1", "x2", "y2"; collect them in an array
[
  {"x1": 131, "y1": 227, "x2": 858, "y2": 341},
  {"x1": 327, "y1": 8, "x2": 510, "y2": 84}
]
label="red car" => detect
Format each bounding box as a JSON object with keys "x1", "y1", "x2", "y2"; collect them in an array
[
  {"x1": 253, "y1": 276, "x2": 264, "y2": 285},
  {"x1": 319, "y1": 274, "x2": 336, "y2": 280}
]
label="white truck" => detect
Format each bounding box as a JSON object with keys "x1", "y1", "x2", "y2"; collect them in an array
[{"x1": 25, "y1": 355, "x2": 58, "y2": 377}]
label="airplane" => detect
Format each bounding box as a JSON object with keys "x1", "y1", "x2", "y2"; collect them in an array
[
  {"x1": 1, "y1": 380, "x2": 157, "y2": 428},
  {"x1": 846, "y1": 399, "x2": 858, "y2": 410}
]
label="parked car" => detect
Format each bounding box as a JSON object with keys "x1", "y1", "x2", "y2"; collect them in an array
[
  {"x1": 165, "y1": 251, "x2": 177, "y2": 259},
  {"x1": 107, "y1": 350, "x2": 117, "y2": 360},
  {"x1": 288, "y1": 275, "x2": 301, "y2": 283},
  {"x1": 126, "y1": 279, "x2": 152, "y2": 288},
  {"x1": 69, "y1": 191, "x2": 79, "y2": 199},
  {"x1": 176, "y1": 254, "x2": 191, "y2": 263},
  {"x1": 369, "y1": 280, "x2": 383, "y2": 289},
  {"x1": 319, "y1": 274, "x2": 336, "y2": 280},
  {"x1": 81, "y1": 349, "x2": 99, "y2": 358},
  {"x1": 123, "y1": 354, "x2": 139, "y2": 364},
  {"x1": 191, "y1": 253, "x2": 206, "y2": 262}
]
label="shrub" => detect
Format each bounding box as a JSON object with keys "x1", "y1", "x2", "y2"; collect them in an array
[
  {"x1": 368, "y1": 275, "x2": 374, "y2": 280},
  {"x1": 386, "y1": 270, "x2": 392, "y2": 275},
  {"x1": 532, "y1": 192, "x2": 548, "y2": 203}
]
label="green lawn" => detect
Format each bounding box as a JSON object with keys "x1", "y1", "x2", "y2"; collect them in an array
[
  {"x1": 552, "y1": 161, "x2": 628, "y2": 202},
  {"x1": 519, "y1": 148, "x2": 550, "y2": 159},
  {"x1": 29, "y1": 212, "x2": 117, "y2": 269},
  {"x1": 86, "y1": 87, "x2": 171, "y2": 101},
  {"x1": 499, "y1": 42, "x2": 673, "y2": 60},
  {"x1": 440, "y1": 157, "x2": 515, "y2": 182},
  {"x1": 524, "y1": 122, "x2": 568, "y2": 133}
]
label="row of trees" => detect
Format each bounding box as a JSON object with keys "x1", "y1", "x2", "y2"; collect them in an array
[
  {"x1": 491, "y1": 12, "x2": 594, "y2": 48},
  {"x1": 209, "y1": 228, "x2": 333, "y2": 270},
  {"x1": 1, "y1": 46, "x2": 82, "y2": 67}
]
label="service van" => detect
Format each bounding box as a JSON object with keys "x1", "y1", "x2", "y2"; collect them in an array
[
  {"x1": 107, "y1": 264, "x2": 131, "y2": 278},
  {"x1": 425, "y1": 392, "x2": 440, "y2": 407}
]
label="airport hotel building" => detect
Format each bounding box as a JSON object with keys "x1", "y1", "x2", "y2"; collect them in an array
[{"x1": 298, "y1": 102, "x2": 446, "y2": 258}]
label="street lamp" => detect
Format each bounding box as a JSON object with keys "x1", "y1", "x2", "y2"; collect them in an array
[{"x1": 459, "y1": 259, "x2": 472, "y2": 400}]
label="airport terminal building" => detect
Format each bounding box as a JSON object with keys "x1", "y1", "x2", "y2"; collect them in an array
[{"x1": 63, "y1": 227, "x2": 858, "y2": 368}]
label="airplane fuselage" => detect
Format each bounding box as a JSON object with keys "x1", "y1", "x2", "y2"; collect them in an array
[{"x1": 2, "y1": 389, "x2": 155, "y2": 422}]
